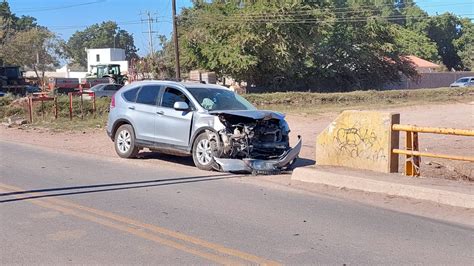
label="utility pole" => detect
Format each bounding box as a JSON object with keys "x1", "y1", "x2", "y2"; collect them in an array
[
  {"x1": 141, "y1": 11, "x2": 157, "y2": 55},
  {"x1": 172, "y1": 0, "x2": 181, "y2": 80},
  {"x1": 146, "y1": 11, "x2": 154, "y2": 55}
]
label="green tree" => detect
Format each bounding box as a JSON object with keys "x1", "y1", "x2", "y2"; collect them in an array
[
  {"x1": 1, "y1": 1, "x2": 38, "y2": 48},
  {"x1": 453, "y1": 18, "x2": 474, "y2": 70},
  {"x1": 66, "y1": 21, "x2": 138, "y2": 67},
  {"x1": 310, "y1": 0, "x2": 417, "y2": 90},
  {"x1": 177, "y1": 0, "x2": 332, "y2": 85},
  {"x1": 0, "y1": 27, "x2": 63, "y2": 80},
  {"x1": 392, "y1": 25, "x2": 438, "y2": 62},
  {"x1": 424, "y1": 13, "x2": 464, "y2": 70},
  {"x1": 171, "y1": 0, "x2": 417, "y2": 90}
]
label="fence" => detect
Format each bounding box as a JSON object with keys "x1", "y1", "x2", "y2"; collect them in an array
[
  {"x1": 26, "y1": 92, "x2": 96, "y2": 122},
  {"x1": 26, "y1": 93, "x2": 57, "y2": 123},
  {"x1": 392, "y1": 124, "x2": 474, "y2": 176},
  {"x1": 67, "y1": 92, "x2": 96, "y2": 120}
]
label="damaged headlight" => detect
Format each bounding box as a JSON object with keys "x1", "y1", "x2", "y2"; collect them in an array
[
  {"x1": 245, "y1": 159, "x2": 278, "y2": 171},
  {"x1": 279, "y1": 119, "x2": 290, "y2": 134}
]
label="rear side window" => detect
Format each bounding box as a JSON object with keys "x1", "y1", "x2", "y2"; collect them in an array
[
  {"x1": 122, "y1": 87, "x2": 139, "y2": 102},
  {"x1": 161, "y1": 87, "x2": 190, "y2": 108},
  {"x1": 104, "y1": 85, "x2": 120, "y2": 91},
  {"x1": 136, "y1": 85, "x2": 161, "y2": 105}
]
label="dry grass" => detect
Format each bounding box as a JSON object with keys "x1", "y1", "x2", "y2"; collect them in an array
[
  {"x1": 245, "y1": 87, "x2": 474, "y2": 115},
  {"x1": 2, "y1": 87, "x2": 473, "y2": 131}
]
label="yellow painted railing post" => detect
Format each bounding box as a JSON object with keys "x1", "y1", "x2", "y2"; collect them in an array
[
  {"x1": 405, "y1": 131, "x2": 413, "y2": 176},
  {"x1": 412, "y1": 132, "x2": 420, "y2": 176},
  {"x1": 405, "y1": 131, "x2": 420, "y2": 177}
]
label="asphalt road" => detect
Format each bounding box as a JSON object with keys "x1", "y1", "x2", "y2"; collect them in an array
[{"x1": 1, "y1": 141, "x2": 473, "y2": 264}]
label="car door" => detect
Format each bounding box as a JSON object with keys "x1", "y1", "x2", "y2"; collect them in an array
[
  {"x1": 128, "y1": 85, "x2": 161, "y2": 142},
  {"x1": 155, "y1": 87, "x2": 193, "y2": 147}
]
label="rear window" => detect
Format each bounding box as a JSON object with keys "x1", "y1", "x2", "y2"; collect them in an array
[
  {"x1": 122, "y1": 87, "x2": 139, "y2": 102},
  {"x1": 136, "y1": 85, "x2": 161, "y2": 105},
  {"x1": 104, "y1": 85, "x2": 120, "y2": 91}
]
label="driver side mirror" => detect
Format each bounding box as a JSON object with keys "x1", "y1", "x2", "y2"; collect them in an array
[{"x1": 174, "y1": 101, "x2": 189, "y2": 111}]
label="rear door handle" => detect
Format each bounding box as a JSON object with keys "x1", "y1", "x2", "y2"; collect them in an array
[
  {"x1": 128, "y1": 106, "x2": 135, "y2": 110},
  {"x1": 156, "y1": 111, "x2": 164, "y2": 115}
]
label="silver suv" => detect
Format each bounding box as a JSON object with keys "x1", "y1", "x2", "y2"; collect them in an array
[{"x1": 106, "y1": 81, "x2": 301, "y2": 173}]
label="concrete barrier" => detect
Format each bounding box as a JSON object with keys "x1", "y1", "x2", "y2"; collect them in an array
[{"x1": 316, "y1": 111, "x2": 400, "y2": 173}]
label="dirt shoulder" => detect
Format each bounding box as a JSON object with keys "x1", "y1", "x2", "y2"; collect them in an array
[{"x1": 1, "y1": 102, "x2": 473, "y2": 180}]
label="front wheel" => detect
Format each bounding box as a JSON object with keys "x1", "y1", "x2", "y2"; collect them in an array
[
  {"x1": 192, "y1": 133, "x2": 216, "y2": 171},
  {"x1": 114, "y1": 124, "x2": 139, "y2": 158}
]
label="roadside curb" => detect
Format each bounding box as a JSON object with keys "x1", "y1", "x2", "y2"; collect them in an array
[{"x1": 291, "y1": 167, "x2": 474, "y2": 209}]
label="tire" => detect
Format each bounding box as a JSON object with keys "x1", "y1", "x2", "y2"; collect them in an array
[
  {"x1": 114, "y1": 124, "x2": 139, "y2": 158},
  {"x1": 192, "y1": 133, "x2": 216, "y2": 171}
]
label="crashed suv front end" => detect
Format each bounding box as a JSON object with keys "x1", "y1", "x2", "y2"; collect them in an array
[{"x1": 195, "y1": 110, "x2": 302, "y2": 174}]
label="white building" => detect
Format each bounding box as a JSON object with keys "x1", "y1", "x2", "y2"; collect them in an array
[
  {"x1": 86, "y1": 48, "x2": 129, "y2": 74},
  {"x1": 24, "y1": 65, "x2": 87, "y2": 79}
]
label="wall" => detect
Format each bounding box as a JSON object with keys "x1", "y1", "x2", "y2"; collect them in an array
[
  {"x1": 316, "y1": 110, "x2": 400, "y2": 173},
  {"x1": 244, "y1": 71, "x2": 474, "y2": 93},
  {"x1": 24, "y1": 71, "x2": 87, "y2": 79},
  {"x1": 110, "y1": 48, "x2": 126, "y2": 61},
  {"x1": 86, "y1": 48, "x2": 127, "y2": 72},
  {"x1": 383, "y1": 72, "x2": 474, "y2": 90}
]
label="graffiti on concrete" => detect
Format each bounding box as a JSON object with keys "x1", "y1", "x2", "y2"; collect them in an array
[{"x1": 334, "y1": 125, "x2": 386, "y2": 161}]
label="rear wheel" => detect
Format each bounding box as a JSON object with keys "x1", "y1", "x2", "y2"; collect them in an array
[
  {"x1": 114, "y1": 124, "x2": 139, "y2": 158},
  {"x1": 192, "y1": 133, "x2": 216, "y2": 171}
]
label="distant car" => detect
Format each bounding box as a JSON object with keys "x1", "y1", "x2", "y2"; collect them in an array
[
  {"x1": 25, "y1": 85, "x2": 41, "y2": 94},
  {"x1": 83, "y1": 83, "x2": 122, "y2": 100},
  {"x1": 450, "y1": 77, "x2": 474, "y2": 87}
]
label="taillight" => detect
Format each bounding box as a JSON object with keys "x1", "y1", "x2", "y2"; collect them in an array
[
  {"x1": 88, "y1": 92, "x2": 95, "y2": 97},
  {"x1": 110, "y1": 93, "x2": 116, "y2": 108}
]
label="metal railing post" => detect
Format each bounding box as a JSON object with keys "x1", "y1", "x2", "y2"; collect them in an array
[
  {"x1": 68, "y1": 92, "x2": 73, "y2": 120},
  {"x1": 405, "y1": 131, "x2": 420, "y2": 177}
]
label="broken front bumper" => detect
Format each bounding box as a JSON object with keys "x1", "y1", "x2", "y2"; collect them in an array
[{"x1": 214, "y1": 136, "x2": 302, "y2": 174}]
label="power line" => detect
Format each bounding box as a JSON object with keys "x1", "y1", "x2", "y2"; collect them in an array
[
  {"x1": 46, "y1": 20, "x2": 170, "y2": 31},
  {"x1": 13, "y1": 0, "x2": 107, "y2": 13}
]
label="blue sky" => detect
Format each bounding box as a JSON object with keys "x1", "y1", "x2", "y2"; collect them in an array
[{"x1": 7, "y1": 0, "x2": 474, "y2": 57}]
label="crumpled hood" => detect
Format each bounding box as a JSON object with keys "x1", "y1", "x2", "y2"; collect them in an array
[{"x1": 209, "y1": 110, "x2": 285, "y2": 120}]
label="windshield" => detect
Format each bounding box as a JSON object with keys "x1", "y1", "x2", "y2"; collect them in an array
[
  {"x1": 456, "y1": 78, "x2": 469, "y2": 83},
  {"x1": 187, "y1": 87, "x2": 256, "y2": 111}
]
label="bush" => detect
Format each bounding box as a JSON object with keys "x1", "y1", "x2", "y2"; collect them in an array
[{"x1": 0, "y1": 94, "x2": 14, "y2": 107}]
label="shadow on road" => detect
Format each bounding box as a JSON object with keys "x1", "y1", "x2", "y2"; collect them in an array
[
  {"x1": 135, "y1": 151, "x2": 316, "y2": 169},
  {"x1": 136, "y1": 151, "x2": 195, "y2": 167},
  {"x1": 0, "y1": 173, "x2": 242, "y2": 203},
  {"x1": 292, "y1": 157, "x2": 316, "y2": 168}
]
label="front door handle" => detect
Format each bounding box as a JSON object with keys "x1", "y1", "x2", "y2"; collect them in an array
[
  {"x1": 128, "y1": 106, "x2": 135, "y2": 110},
  {"x1": 156, "y1": 111, "x2": 164, "y2": 115}
]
